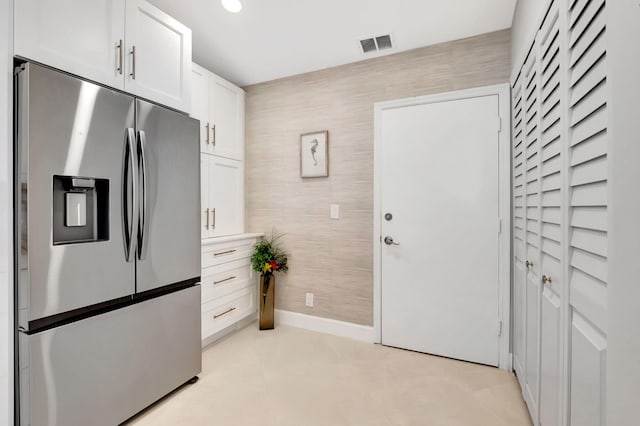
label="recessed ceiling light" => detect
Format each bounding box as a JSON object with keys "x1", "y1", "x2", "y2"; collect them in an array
[{"x1": 221, "y1": 0, "x2": 242, "y2": 13}]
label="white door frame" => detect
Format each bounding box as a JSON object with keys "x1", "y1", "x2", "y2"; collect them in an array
[{"x1": 373, "y1": 83, "x2": 512, "y2": 370}]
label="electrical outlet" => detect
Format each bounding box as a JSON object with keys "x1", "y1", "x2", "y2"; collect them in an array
[
  {"x1": 305, "y1": 293, "x2": 314, "y2": 307},
  {"x1": 330, "y1": 204, "x2": 340, "y2": 219}
]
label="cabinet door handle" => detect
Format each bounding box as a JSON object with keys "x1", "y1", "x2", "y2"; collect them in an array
[
  {"x1": 213, "y1": 276, "x2": 236, "y2": 285},
  {"x1": 205, "y1": 123, "x2": 210, "y2": 144},
  {"x1": 213, "y1": 249, "x2": 236, "y2": 257},
  {"x1": 212, "y1": 207, "x2": 216, "y2": 229},
  {"x1": 542, "y1": 275, "x2": 552, "y2": 285},
  {"x1": 130, "y1": 45, "x2": 136, "y2": 79},
  {"x1": 212, "y1": 124, "x2": 216, "y2": 146},
  {"x1": 213, "y1": 307, "x2": 236, "y2": 319},
  {"x1": 116, "y1": 40, "x2": 123, "y2": 75},
  {"x1": 205, "y1": 208, "x2": 210, "y2": 230}
]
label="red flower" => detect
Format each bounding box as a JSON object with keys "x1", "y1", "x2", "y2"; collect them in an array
[{"x1": 270, "y1": 260, "x2": 280, "y2": 270}]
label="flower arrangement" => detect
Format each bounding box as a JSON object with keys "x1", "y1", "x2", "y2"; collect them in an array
[{"x1": 251, "y1": 232, "x2": 289, "y2": 276}]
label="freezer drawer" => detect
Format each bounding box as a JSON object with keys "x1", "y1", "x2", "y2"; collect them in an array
[{"x1": 19, "y1": 286, "x2": 201, "y2": 426}]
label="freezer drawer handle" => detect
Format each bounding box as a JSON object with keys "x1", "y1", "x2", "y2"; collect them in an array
[
  {"x1": 213, "y1": 276, "x2": 236, "y2": 285},
  {"x1": 213, "y1": 249, "x2": 236, "y2": 257},
  {"x1": 213, "y1": 307, "x2": 236, "y2": 319}
]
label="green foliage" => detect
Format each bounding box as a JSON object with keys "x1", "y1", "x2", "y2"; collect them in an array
[{"x1": 251, "y1": 231, "x2": 289, "y2": 275}]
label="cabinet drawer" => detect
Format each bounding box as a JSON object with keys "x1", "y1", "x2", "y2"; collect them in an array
[
  {"x1": 202, "y1": 239, "x2": 254, "y2": 268},
  {"x1": 201, "y1": 287, "x2": 256, "y2": 339},
  {"x1": 201, "y1": 259, "x2": 255, "y2": 304}
]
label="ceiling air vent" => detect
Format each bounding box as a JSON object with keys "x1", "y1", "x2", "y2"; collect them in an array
[{"x1": 359, "y1": 34, "x2": 393, "y2": 54}]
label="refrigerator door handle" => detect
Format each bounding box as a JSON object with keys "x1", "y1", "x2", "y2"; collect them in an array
[
  {"x1": 137, "y1": 130, "x2": 150, "y2": 260},
  {"x1": 123, "y1": 128, "x2": 139, "y2": 262}
]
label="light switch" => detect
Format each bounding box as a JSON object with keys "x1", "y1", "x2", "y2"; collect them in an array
[
  {"x1": 65, "y1": 192, "x2": 87, "y2": 227},
  {"x1": 330, "y1": 204, "x2": 340, "y2": 219}
]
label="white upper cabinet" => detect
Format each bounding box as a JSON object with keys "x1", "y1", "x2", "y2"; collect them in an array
[
  {"x1": 14, "y1": 0, "x2": 192, "y2": 113},
  {"x1": 210, "y1": 76, "x2": 244, "y2": 160},
  {"x1": 124, "y1": 0, "x2": 191, "y2": 112},
  {"x1": 191, "y1": 63, "x2": 212, "y2": 153},
  {"x1": 15, "y1": 0, "x2": 126, "y2": 90},
  {"x1": 191, "y1": 63, "x2": 245, "y2": 160}
]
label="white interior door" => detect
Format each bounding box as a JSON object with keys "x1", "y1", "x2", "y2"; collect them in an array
[
  {"x1": 380, "y1": 95, "x2": 501, "y2": 367},
  {"x1": 538, "y1": 5, "x2": 563, "y2": 425},
  {"x1": 511, "y1": 72, "x2": 527, "y2": 387},
  {"x1": 523, "y1": 48, "x2": 542, "y2": 420}
]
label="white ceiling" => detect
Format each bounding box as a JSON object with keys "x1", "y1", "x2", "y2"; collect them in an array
[{"x1": 148, "y1": 0, "x2": 517, "y2": 87}]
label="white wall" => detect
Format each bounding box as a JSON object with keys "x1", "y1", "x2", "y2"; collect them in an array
[
  {"x1": 607, "y1": 1, "x2": 640, "y2": 425},
  {"x1": 510, "y1": 0, "x2": 546, "y2": 74},
  {"x1": 0, "y1": 0, "x2": 13, "y2": 425}
]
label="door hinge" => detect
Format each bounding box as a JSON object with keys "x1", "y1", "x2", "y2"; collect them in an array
[{"x1": 498, "y1": 320, "x2": 503, "y2": 337}]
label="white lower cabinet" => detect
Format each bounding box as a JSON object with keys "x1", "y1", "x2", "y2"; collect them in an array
[{"x1": 200, "y1": 234, "x2": 262, "y2": 345}]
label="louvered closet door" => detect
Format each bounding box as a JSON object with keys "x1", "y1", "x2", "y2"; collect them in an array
[
  {"x1": 523, "y1": 49, "x2": 542, "y2": 422},
  {"x1": 538, "y1": 3, "x2": 563, "y2": 425},
  {"x1": 567, "y1": 0, "x2": 608, "y2": 424},
  {"x1": 511, "y1": 71, "x2": 527, "y2": 388}
]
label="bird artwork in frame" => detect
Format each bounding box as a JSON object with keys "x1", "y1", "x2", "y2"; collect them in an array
[{"x1": 300, "y1": 130, "x2": 329, "y2": 178}]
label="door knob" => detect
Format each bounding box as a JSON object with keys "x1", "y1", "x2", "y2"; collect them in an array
[
  {"x1": 384, "y1": 236, "x2": 400, "y2": 246},
  {"x1": 525, "y1": 260, "x2": 533, "y2": 268},
  {"x1": 542, "y1": 275, "x2": 552, "y2": 285}
]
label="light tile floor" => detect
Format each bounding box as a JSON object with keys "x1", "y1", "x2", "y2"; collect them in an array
[{"x1": 127, "y1": 323, "x2": 532, "y2": 426}]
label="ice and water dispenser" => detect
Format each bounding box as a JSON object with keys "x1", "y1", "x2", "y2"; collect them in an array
[{"x1": 52, "y1": 175, "x2": 109, "y2": 245}]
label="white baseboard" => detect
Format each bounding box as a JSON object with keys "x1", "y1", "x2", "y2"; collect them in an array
[{"x1": 275, "y1": 309, "x2": 374, "y2": 343}]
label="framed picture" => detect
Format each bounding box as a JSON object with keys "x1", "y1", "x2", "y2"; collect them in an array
[{"x1": 300, "y1": 130, "x2": 329, "y2": 178}]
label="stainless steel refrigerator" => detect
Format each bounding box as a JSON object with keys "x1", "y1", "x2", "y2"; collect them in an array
[{"x1": 15, "y1": 62, "x2": 202, "y2": 425}]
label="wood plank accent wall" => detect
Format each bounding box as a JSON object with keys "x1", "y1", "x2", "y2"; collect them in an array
[{"x1": 244, "y1": 29, "x2": 511, "y2": 326}]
